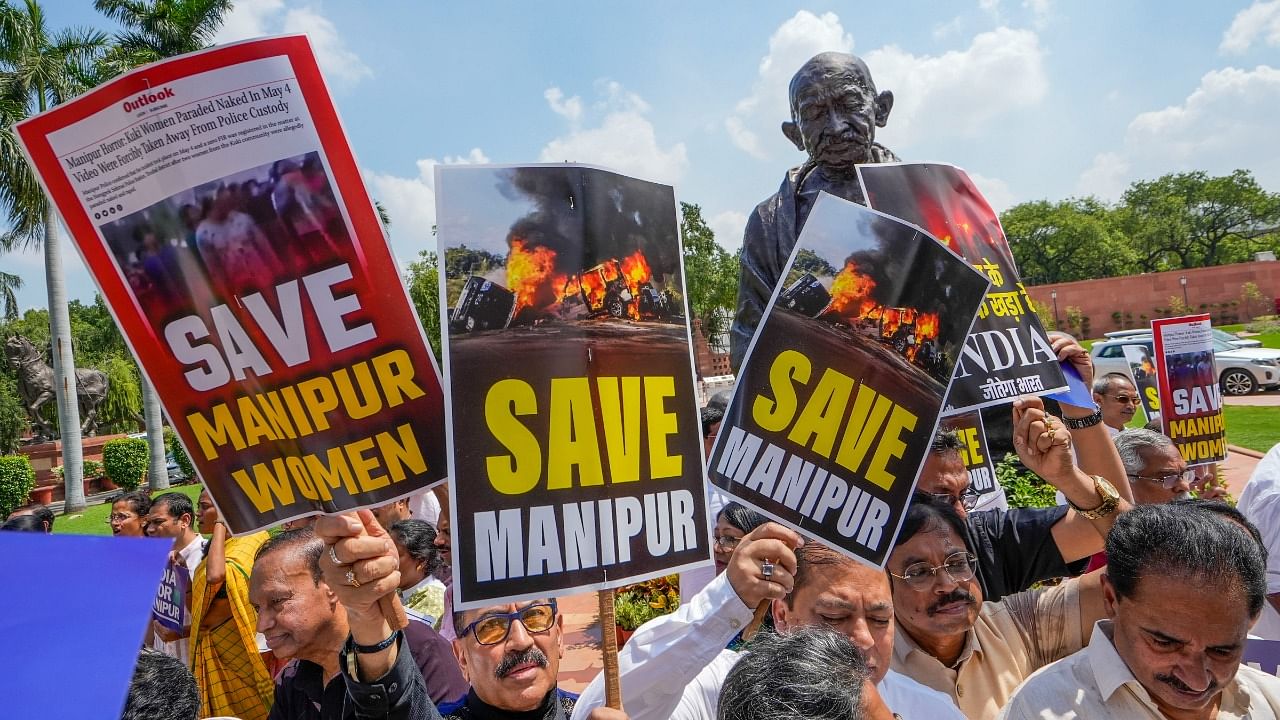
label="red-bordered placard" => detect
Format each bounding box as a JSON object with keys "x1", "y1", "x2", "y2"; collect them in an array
[
  {"x1": 16, "y1": 36, "x2": 447, "y2": 532},
  {"x1": 1151, "y1": 314, "x2": 1226, "y2": 466}
]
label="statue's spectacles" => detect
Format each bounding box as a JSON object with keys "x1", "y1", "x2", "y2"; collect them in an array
[{"x1": 460, "y1": 601, "x2": 558, "y2": 646}]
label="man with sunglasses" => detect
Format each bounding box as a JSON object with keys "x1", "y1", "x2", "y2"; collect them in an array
[
  {"x1": 1092, "y1": 373, "x2": 1141, "y2": 436},
  {"x1": 887, "y1": 400, "x2": 1128, "y2": 719},
  {"x1": 441, "y1": 598, "x2": 573, "y2": 719},
  {"x1": 914, "y1": 339, "x2": 1134, "y2": 602}
]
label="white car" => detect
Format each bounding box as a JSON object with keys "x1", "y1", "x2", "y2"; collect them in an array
[
  {"x1": 1103, "y1": 328, "x2": 1262, "y2": 349},
  {"x1": 1091, "y1": 336, "x2": 1280, "y2": 395}
]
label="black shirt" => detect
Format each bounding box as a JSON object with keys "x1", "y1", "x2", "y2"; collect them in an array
[
  {"x1": 965, "y1": 505, "x2": 1089, "y2": 601},
  {"x1": 267, "y1": 634, "x2": 442, "y2": 720},
  {"x1": 439, "y1": 688, "x2": 576, "y2": 720}
]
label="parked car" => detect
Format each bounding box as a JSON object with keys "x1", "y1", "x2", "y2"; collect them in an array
[
  {"x1": 1091, "y1": 336, "x2": 1280, "y2": 395},
  {"x1": 1102, "y1": 328, "x2": 1262, "y2": 348},
  {"x1": 126, "y1": 431, "x2": 188, "y2": 482}
]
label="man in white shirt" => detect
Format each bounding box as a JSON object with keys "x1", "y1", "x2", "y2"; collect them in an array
[
  {"x1": 999, "y1": 501, "x2": 1280, "y2": 719},
  {"x1": 1238, "y1": 442, "x2": 1280, "y2": 639},
  {"x1": 570, "y1": 523, "x2": 963, "y2": 720},
  {"x1": 144, "y1": 492, "x2": 204, "y2": 664}
]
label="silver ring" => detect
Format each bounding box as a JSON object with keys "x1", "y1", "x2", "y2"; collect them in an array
[
  {"x1": 761, "y1": 560, "x2": 775, "y2": 580},
  {"x1": 345, "y1": 569, "x2": 361, "y2": 588},
  {"x1": 329, "y1": 544, "x2": 345, "y2": 567}
]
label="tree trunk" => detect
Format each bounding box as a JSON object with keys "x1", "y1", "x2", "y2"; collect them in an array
[
  {"x1": 142, "y1": 375, "x2": 169, "y2": 491},
  {"x1": 44, "y1": 206, "x2": 85, "y2": 512}
]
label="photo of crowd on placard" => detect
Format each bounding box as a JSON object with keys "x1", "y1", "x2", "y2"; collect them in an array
[
  {"x1": 1166, "y1": 348, "x2": 1218, "y2": 390},
  {"x1": 99, "y1": 151, "x2": 348, "y2": 321}
]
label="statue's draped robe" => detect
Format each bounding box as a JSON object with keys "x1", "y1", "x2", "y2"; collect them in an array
[{"x1": 730, "y1": 144, "x2": 899, "y2": 370}]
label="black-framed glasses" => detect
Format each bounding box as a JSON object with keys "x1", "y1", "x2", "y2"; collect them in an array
[
  {"x1": 461, "y1": 601, "x2": 558, "y2": 645},
  {"x1": 888, "y1": 552, "x2": 978, "y2": 590},
  {"x1": 1127, "y1": 469, "x2": 1194, "y2": 489},
  {"x1": 713, "y1": 534, "x2": 744, "y2": 551},
  {"x1": 924, "y1": 487, "x2": 981, "y2": 511}
]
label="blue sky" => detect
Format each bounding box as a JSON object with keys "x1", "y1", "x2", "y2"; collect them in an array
[{"x1": 10, "y1": 0, "x2": 1280, "y2": 311}]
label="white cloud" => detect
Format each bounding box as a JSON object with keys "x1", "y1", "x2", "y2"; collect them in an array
[
  {"x1": 867, "y1": 27, "x2": 1048, "y2": 150},
  {"x1": 1076, "y1": 65, "x2": 1280, "y2": 200},
  {"x1": 724, "y1": 11, "x2": 853, "y2": 159},
  {"x1": 539, "y1": 81, "x2": 688, "y2": 186},
  {"x1": 1023, "y1": 0, "x2": 1052, "y2": 28},
  {"x1": 1220, "y1": 1, "x2": 1280, "y2": 54},
  {"x1": 213, "y1": 1, "x2": 371, "y2": 88},
  {"x1": 709, "y1": 210, "x2": 748, "y2": 253},
  {"x1": 968, "y1": 172, "x2": 1017, "y2": 212},
  {"x1": 932, "y1": 17, "x2": 964, "y2": 41},
  {"x1": 362, "y1": 149, "x2": 489, "y2": 263}
]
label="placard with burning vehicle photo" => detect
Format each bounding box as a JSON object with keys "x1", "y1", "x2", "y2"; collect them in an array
[
  {"x1": 434, "y1": 164, "x2": 711, "y2": 608},
  {"x1": 708, "y1": 192, "x2": 990, "y2": 567}
]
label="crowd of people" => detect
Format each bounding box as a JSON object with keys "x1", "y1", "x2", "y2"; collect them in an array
[{"x1": 7, "y1": 331, "x2": 1280, "y2": 720}]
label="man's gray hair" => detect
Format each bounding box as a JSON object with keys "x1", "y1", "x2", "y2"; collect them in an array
[
  {"x1": 1113, "y1": 428, "x2": 1176, "y2": 475},
  {"x1": 1093, "y1": 372, "x2": 1136, "y2": 395},
  {"x1": 717, "y1": 626, "x2": 870, "y2": 720}
]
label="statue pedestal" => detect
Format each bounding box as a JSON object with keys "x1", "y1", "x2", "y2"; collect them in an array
[{"x1": 16, "y1": 433, "x2": 130, "y2": 503}]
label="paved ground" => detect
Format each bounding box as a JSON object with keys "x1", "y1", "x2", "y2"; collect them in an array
[
  {"x1": 557, "y1": 592, "x2": 604, "y2": 693},
  {"x1": 1224, "y1": 386, "x2": 1280, "y2": 405}
]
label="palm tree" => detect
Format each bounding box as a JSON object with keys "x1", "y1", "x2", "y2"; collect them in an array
[
  {"x1": 0, "y1": 269, "x2": 20, "y2": 320},
  {"x1": 0, "y1": 0, "x2": 108, "y2": 511},
  {"x1": 94, "y1": 0, "x2": 231, "y2": 490}
]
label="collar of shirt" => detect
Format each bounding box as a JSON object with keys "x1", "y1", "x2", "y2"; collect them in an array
[
  {"x1": 893, "y1": 621, "x2": 980, "y2": 671},
  {"x1": 177, "y1": 535, "x2": 205, "y2": 573}
]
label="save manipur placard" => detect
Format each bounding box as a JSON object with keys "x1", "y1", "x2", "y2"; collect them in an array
[
  {"x1": 435, "y1": 164, "x2": 711, "y2": 608},
  {"x1": 14, "y1": 36, "x2": 447, "y2": 533},
  {"x1": 707, "y1": 193, "x2": 989, "y2": 566},
  {"x1": 1152, "y1": 315, "x2": 1227, "y2": 465},
  {"x1": 858, "y1": 163, "x2": 1067, "y2": 413}
]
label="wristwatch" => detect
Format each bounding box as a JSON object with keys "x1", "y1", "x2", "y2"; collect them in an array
[
  {"x1": 1061, "y1": 404, "x2": 1103, "y2": 430},
  {"x1": 1068, "y1": 475, "x2": 1120, "y2": 520}
]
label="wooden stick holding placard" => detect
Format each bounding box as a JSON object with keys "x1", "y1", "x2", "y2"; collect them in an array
[
  {"x1": 741, "y1": 599, "x2": 770, "y2": 643},
  {"x1": 597, "y1": 590, "x2": 623, "y2": 710}
]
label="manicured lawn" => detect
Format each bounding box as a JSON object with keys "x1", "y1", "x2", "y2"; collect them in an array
[
  {"x1": 1225, "y1": 406, "x2": 1278, "y2": 454},
  {"x1": 52, "y1": 483, "x2": 201, "y2": 536}
]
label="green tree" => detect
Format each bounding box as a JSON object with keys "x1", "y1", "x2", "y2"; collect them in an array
[
  {"x1": 679, "y1": 203, "x2": 738, "y2": 351},
  {"x1": 405, "y1": 250, "x2": 443, "y2": 363},
  {"x1": 0, "y1": 372, "x2": 27, "y2": 453},
  {"x1": 0, "y1": 0, "x2": 108, "y2": 511},
  {"x1": 1001, "y1": 198, "x2": 1136, "y2": 284},
  {"x1": 791, "y1": 248, "x2": 838, "y2": 277},
  {"x1": 0, "y1": 267, "x2": 18, "y2": 320}
]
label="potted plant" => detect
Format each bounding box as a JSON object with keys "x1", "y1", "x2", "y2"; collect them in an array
[{"x1": 613, "y1": 575, "x2": 680, "y2": 646}]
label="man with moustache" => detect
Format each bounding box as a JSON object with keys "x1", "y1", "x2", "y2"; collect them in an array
[
  {"x1": 998, "y1": 502, "x2": 1280, "y2": 719},
  {"x1": 439, "y1": 597, "x2": 575, "y2": 720},
  {"x1": 887, "y1": 399, "x2": 1128, "y2": 719},
  {"x1": 731, "y1": 51, "x2": 899, "y2": 370}
]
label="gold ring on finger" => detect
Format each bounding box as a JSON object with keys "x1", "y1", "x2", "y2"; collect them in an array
[{"x1": 345, "y1": 569, "x2": 361, "y2": 588}]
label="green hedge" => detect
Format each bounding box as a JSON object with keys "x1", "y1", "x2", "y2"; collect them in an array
[
  {"x1": 0, "y1": 454, "x2": 35, "y2": 516},
  {"x1": 102, "y1": 437, "x2": 148, "y2": 491},
  {"x1": 996, "y1": 453, "x2": 1059, "y2": 509}
]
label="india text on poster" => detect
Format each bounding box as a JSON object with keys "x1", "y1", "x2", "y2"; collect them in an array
[
  {"x1": 1152, "y1": 315, "x2": 1227, "y2": 465},
  {"x1": 857, "y1": 163, "x2": 1067, "y2": 413},
  {"x1": 14, "y1": 36, "x2": 447, "y2": 533},
  {"x1": 435, "y1": 164, "x2": 710, "y2": 608},
  {"x1": 707, "y1": 193, "x2": 989, "y2": 566}
]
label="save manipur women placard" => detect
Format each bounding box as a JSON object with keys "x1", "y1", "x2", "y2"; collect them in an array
[
  {"x1": 14, "y1": 36, "x2": 447, "y2": 533},
  {"x1": 435, "y1": 164, "x2": 711, "y2": 608},
  {"x1": 708, "y1": 193, "x2": 990, "y2": 566},
  {"x1": 1152, "y1": 314, "x2": 1228, "y2": 465}
]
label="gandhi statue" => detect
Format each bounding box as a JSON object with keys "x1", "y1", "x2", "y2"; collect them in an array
[{"x1": 730, "y1": 52, "x2": 899, "y2": 370}]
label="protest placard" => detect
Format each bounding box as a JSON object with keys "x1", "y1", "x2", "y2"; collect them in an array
[
  {"x1": 857, "y1": 163, "x2": 1067, "y2": 413},
  {"x1": 940, "y1": 411, "x2": 1000, "y2": 503},
  {"x1": 435, "y1": 164, "x2": 710, "y2": 608},
  {"x1": 708, "y1": 193, "x2": 989, "y2": 566},
  {"x1": 1152, "y1": 315, "x2": 1227, "y2": 465},
  {"x1": 1121, "y1": 344, "x2": 1162, "y2": 424},
  {"x1": 1245, "y1": 638, "x2": 1280, "y2": 677},
  {"x1": 152, "y1": 557, "x2": 191, "y2": 633},
  {"x1": 14, "y1": 36, "x2": 448, "y2": 533}
]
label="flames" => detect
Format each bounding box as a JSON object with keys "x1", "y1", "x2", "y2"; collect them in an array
[
  {"x1": 505, "y1": 240, "x2": 658, "y2": 321},
  {"x1": 821, "y1": 261, "x2": 942, "y2": 363}
]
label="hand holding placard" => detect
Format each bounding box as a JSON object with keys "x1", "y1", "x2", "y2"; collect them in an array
[{"x1": 315, "y1": 510, "x2": 409, "y2": 646}]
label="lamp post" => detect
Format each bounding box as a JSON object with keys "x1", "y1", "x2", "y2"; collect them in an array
[
  {"x1": 1179, "y1": 275, "x2": 1189, "y2": 308},
  {"x1": 1051, "y1": 289, "x2": 1060, "y2": 330}
]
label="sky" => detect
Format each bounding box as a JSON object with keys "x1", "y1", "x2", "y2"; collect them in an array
[{"x1": 8, "y1": 0, "x2": 1280, "y2": 311}]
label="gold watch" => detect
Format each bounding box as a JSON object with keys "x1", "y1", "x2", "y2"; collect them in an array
[{"x1": 1068, "y1": 476, "x2": 1120, "y2": 520}]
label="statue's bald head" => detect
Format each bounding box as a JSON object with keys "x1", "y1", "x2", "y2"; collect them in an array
[{"x1": 782, "y1": 52, "x2": 894, "y2": 173}]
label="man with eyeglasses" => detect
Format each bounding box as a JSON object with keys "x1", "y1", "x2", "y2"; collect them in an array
[
  {"x1": 887, "y1": 401, "x2": 1129, "y2": 719},
  {"x1": 1092, "y1": 373, "x2": 1141, "y2": 436},
  {"x1": 1114, "y1": 428, "x2": 1196, "y2": 505},
  {"x1": 441, "y1": 598, "x2": 574, "y2": 719},
  {"x1": 144, "y1": 492, "x2": 204, "y2": 663},
  {"x1": 914, "y1": 341, "x2": 1134, "y2": 602}
]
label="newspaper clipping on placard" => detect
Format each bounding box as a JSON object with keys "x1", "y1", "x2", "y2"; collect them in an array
[
  {"x1": 857, "y1": 163, "x2": 1067, "y2": 413},
  {"x1": 707, "y1": 193, "x2": 989, "y2": 567},
  {"x1": 14, "y1": 36, "x2": 448, "y2": 533},
  {"x1": 435, "y1": 164, "x2": 711, "y2": 608},
  {"x1": 1152, "y1": 315, "x2": 1227, "y2": 465}
]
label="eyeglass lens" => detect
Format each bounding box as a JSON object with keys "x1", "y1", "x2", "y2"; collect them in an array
[{"x1": 473, "y1": 604, "x2": 556, "y2": 645}]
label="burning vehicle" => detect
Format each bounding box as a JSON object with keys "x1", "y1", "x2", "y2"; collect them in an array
[{"x1": 449, "y1": 276, "x2": 517, "y2": 333}]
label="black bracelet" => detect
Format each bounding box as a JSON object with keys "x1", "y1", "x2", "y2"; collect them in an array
[{"x1": 349, "y1": 629, "x2": 400, "y2": 654}]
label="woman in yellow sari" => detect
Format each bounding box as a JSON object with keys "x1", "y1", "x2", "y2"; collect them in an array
[{"x1": 190, "y1": 489, "x2": 273, "y2": 720}]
